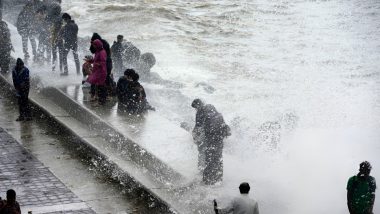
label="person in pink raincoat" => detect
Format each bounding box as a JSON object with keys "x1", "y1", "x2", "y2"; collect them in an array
[{"x1": 87, "y1": 39, "x2": 107, "y2": 105}]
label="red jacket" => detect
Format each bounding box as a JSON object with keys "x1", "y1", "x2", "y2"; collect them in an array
[{"x1": 88, "y1": 39, "x2": 107, "y2": 85}]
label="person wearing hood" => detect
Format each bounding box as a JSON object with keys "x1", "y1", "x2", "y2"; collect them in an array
[
  {"x1": 87, "y1": 39, "x2": 107, "y2": 105},
  {"x1": 347, "y1": 161, "x2": 376, "y2": 214},
  {"x1": 0, "y1": 21, "x2": 13, "y2": 73},
  {"x1": 16, "y1": 0, "x2": 39, "y2": 61},
  {"x1": 46, "y1": 2, "x2": 63, "y2": 72},
  {"x1": 191, "y1": 99, "x2": 231, "y2": 185},
  {"x1": 12, "y1": 58, "x2": 32, "y2": 121},
  {"x1": 60, "y1": 13, "x2": 80, "y2": 75},
  {"x1": 90, "y1": 33, "x2": 113, "y2": 90}
]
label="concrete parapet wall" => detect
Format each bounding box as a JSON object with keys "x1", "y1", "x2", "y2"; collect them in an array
[{"x1": 0, "y1": 73, "x2": 189, "y2": 214}]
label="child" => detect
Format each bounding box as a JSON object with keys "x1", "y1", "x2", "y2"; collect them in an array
[{"x1": 82, "y1": 55, "x2": 93, "y2": 87}]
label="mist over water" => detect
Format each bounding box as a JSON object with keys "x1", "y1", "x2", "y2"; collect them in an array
[{"x1": 45, "y1": 0, "x2": 380, "y2": 213}]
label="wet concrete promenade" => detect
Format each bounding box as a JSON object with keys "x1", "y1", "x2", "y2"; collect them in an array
[
  {"x1": 0, "y1": 127, "x2": 95, "y2": 214},
  {"x1": 0, "y1": 78, "x2": 169, "y2": 213}
]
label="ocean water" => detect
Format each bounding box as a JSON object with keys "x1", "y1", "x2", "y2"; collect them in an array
[{"x1": 13, "y1": 0, "x2": 380, "y2": 213}]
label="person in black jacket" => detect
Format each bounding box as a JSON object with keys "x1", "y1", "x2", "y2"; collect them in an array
[
  {"x1": 117, "y1": 69, "x2": 154, "y2": 114},
  {"x1": 12, "y1": 58, "x2": 32, "y2": 121},
  {"x1": 61, "y1": 13, "x2": 79, "y2": 75},
  {"x1": 0, "y1": 21, "x2": 12, "y2": 73},
  {"x1": 111, "y1": 35, "x2": 125, "y2": 74},
  {"x1": 192, "y1": 99, "x2": 231, "y2": 185}
]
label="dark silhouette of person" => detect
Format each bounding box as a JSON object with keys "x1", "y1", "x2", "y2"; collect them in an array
[
  {"x1": 111, "y1": 35, "x2": 125, "y2": 73},
  {"x1": 12, "y1": 58, "x2": 32, "y2": 121},
  {"x1": 192, "y1": 99, "x2": 231, "y2": 185},
  {"x1": 0, "y1": 189, "x2": 21, "y2": 214},
  {"x1": 35, "y1": 5, "x2": 52, "y2": 63},
  {"x1": 214, "y1": 182, "x2": 260, "y2": 214},
  {"x1": 16, "y1": 0, "x2": 39, "y2": 61},
  {"x1": 60, "y1": 13, "x2": 79, "y2": 75},
  {"x1": 46, "y1": 2, "x2": 63, "y2": 72},
  {"x1": 0, "y1": 21, "x2": 12, "y2": 73},
  {"x1": 347, "y1": 161, "x2": 376, "y2": 214}
]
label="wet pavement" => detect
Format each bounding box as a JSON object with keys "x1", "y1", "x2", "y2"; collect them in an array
[
  {"x1": 0, "y1": 85, "x2": 166, "y2": 213},
  {"x1": 0, "y1": 127, "x2": 95, "y2": 213},
  {"x1": 62, "y1": 84, "x2": 198, "y2": 179}
]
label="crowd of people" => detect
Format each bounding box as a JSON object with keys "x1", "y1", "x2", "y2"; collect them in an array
[{"x1": 0, "y1": 1, "x2": 377, "y2": 214}]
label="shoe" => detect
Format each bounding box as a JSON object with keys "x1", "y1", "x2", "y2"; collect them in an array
[
  {"x1": 16, "y1": 116, "x2": 25, "y2": 121},
  {"x1": 60, "y1": 72, "x2": 69, "y2": 76}
]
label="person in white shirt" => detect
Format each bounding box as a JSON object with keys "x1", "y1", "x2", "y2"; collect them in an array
[{"x1": 214, "y1": 182, "x2": 259, "y2": 214}]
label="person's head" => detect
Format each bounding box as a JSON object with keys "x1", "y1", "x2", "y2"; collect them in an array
[
  {"x1": 62, "y1": 13, "x2": 71, "y2": 22},
  {"x1": 131, "y1": 72, "x2": 140, "y2": 82},
  {"x1": 191, "y1": 98, "x2": 204, "y2": 109},
  {"x1": 92, "y1": 39, "x2": 103, "y2": 51},
  {"x1": 359, "y1": 161, "x2": 372, "y2": 176},
  {"x1": 239, "y1": 182, "x2": 250, "y2": 194},
  {"x1": 15, "y1": 58, "x2": 24, "y2": 70},
  {"x1": 124, "y1": 69, "x2": 136, "y2": 80},
  {"x1": 6, "y1": 189, "x2": 16, "y2": 203},
  {"x1": 117, "y1": 35, "x2": 124, "y2": 43},
  {"x1": 91, "y1": 33, "x2": 102, "y2": 42},
  {"x1": 49, "y1": 3, "x2": 61, "y2": 17},
  {"x1": 36, "y1": 5, "x2": 47, "y2": 16},
  {"x1": 140, "y1": 53, "x2": 156, "y2": 70},
  {"x1": 83, "y1": 55, "x2": 93, "y2": 62}
]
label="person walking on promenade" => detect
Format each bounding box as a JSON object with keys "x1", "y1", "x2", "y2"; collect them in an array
[
  {"x1": 60, "y1": 13, "x2": 79, "y2": 75},
  {"x1": 191, "y1": 99, "x2": 231, "y2": 185},
  {"x1": 0, "y1": 21, "x2": 12, "y2": 73},
  {"x1": 87, "y1": 39, "x2": 107, "y2": 105},
  {"x1": 16, "y1": 1, "x2": 39, "y2": 62},
  {"x1": 214, "y1": 182, "x2": 259, "y2": 214},
  {"x1": 0, "y1": 189, "x2": 21, "y2": 214},
  {"x1": 347, "y1": 161, "x2": 376, "y2": 214},
  {"x1": 47, "y1": 2, "x2": 63, "y2": 72},
  {"x1": 12, "y1": 58, "x2": 32, "y2": 121}
]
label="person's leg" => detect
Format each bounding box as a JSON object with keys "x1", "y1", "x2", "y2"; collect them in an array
[
  {"x1": 98, "y1": 85, "x2": 107, "y2": 104},
  {"x1": 58, "y1": 43, "x2": 64, "y2": 72},
  {"x1": 46, "y1": 41, "x2": 52, "y2": 64},
  {"x1": 17, "y1": 95, "x2": 24, "y2": 120},
  {"x1": 90, "y1": 84, "x2": 97, "y2": 101},
  {"x1": 0, "y1": 53, "x2": 10, "y2": 73},
  {"x1": 29, "y1": 35, "x2": 37, "y2": 59},
  {"x1": 198, "y1": 143, "x2": 207, "y2": 172},
  {"x1": 52, "y1": 43, "x2": 58, "y2": 71},
  {"x1": 72, "y1": 44, "x2": 80, "y2": 74},
  {"x1": 21, "y1": 34, "x2": 29, "y2": 59},
  {"x1": 203, "y1": 141, "x2": 223, "y2": 185},
  {"x1": 23, "y1": 91, "x2": 32, "y2": 119},
  {"x1": 61, "y1": 46, "x2": 69, "y2": 74}
]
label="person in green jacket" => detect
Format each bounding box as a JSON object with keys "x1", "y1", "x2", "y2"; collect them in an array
[{"x1": 347, "y1": 161, "x2": 376, "y2": 214}]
